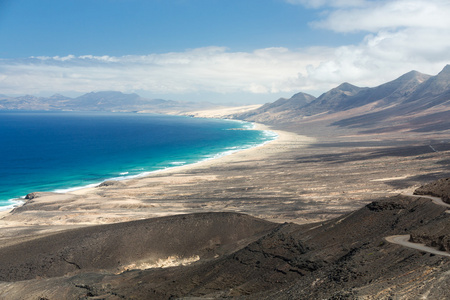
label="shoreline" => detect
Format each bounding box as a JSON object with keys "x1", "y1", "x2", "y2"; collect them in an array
[
  {"x1": 3, "y1": 112, "x2": 447, "y2": 229},
  {"x1": 0, "y1": 119, "x2": 273, "y2": 205},
  {"x1": 68, "y1": 123, "x2": 312, "y2": 198},
  {"x1": 0, "y1": 113, "x2": 448, "y2": 246},
  {"x1": 0, "y1": 113, "x2": 272, "y2": 212},
  {"x1": 0, "y1": 122, "x2": 311, "y2": 221},
  {"x1": 65, "y1": 122, "x2": 282, "y2": 197}
]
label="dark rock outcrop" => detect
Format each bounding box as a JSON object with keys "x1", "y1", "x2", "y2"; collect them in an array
[
  {"x1": 367, "y1": 200, "x2": 407, "y2": 211},
  {"x1": 25, "y1": 192, "x2": 41, "y2": 200},
  {"x1": 97, "y1": 180, "x2": 125, "y2": 187}
]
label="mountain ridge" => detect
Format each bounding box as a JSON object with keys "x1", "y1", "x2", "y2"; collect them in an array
[
  {"x1": 234, "y1": 91, "x2": 316, "y2": 122},
  {"x1": 234, "y1": 65, "x2": 450, "y2": 133}
]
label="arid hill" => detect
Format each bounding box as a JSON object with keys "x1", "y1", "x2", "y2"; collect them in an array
[
  {"x1": 1, "y1": 178, "x2": 450, "y2": 299},
  {"x1": 0, "y1": 212, "x2": 276, "y2": 282}
]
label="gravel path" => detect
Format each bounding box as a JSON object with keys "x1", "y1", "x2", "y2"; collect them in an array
[
  {"x1": 385, "y1": 234, "x2": 450, "y2": 257},
  {"x1": 385, "y1": 193, "x2": 450, "y2": 257}
]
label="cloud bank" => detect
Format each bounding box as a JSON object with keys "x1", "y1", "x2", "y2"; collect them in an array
[
  {"x1": 0, "y1": 47, "x2": 329, "y2": 97},
  {"x1": 1, "y1": 0, "x2": 449, "y2": 102}
]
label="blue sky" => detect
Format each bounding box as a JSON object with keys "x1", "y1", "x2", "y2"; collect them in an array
[
  {"x1": 0, "y1": 0, "x2": 363, "y2": 57},
  {"x1": 0, "y1": 0, "x2": 449, "y2": 103}
]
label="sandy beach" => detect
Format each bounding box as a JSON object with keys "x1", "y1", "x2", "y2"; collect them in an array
[
  {"x1": 173, "y1": 104, "x2": 263, "y2": 119},
  {"x1": 0, "y1": 123, "x2": 312, "y2": 235}
]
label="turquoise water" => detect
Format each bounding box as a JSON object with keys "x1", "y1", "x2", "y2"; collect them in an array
[{"x1": 0, "y1": 111, "x2": 276, "y2": 210}]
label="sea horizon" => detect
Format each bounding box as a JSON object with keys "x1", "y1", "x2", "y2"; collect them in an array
[{"x1": 0, "y1": 111, "x2": 277, "y2": 211}]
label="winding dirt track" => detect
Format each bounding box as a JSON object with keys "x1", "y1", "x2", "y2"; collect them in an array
[
  {"x1": 385, "y1": 193, "x2": 450, "y2": 257},
  {"x1": 385, "y1": 235, "x2": 450, "y2": 257},
  {"x1": 404, "y1": 192, "x2": 450, "y2": 209}
]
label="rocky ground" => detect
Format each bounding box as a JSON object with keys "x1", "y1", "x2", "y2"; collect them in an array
[{"x1": 1, "y1": 182, "x2": 450, "y2": 299}]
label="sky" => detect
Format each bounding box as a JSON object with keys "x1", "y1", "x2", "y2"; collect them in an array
[{"x1": 0, "y1": 0, "x2": 449, "y2": 104}]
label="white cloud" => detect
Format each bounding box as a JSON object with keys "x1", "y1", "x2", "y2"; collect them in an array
[
  {"x1": 1, "y1": 0, "x2": 450, "y2": 102},
  {"x1": 310, "y1": 0, "x2": 450, "y2": 32},
  {"x1": 282, "y1": 0, "x2": 450, "y2": 90},
  {"x1": 303, "y1": 27, "x2": 450, "y2": 88},
  {"x1": 0, "y1": 47, "x2": 329, "y2": 97},
  {"x1": 0, "y1": 36, "x2": 448, "y2": 101}
]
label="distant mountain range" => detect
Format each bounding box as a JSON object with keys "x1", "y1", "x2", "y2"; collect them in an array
[
  {"x1": 2, "y1": 65, "x2": 449, "y2": 133},
  {"x1": 234, "y1": 65, "x2": 450, "y2": 133},
  {"x1": 0, "y1": 91, "x2": 216, "y2": 113}
]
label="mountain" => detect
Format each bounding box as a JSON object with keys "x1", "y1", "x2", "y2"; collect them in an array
[
  {"x1": 406, "y1": 65, "x2": 450, "y2": 105},
  {"x1": 234, "y1": 65, "x2": 450, "y2": 133},
  {"x1": 0, "y1": 95, "x2": 44, "y2": 110},
  {"x1": 68, "y1": 91, "x2": 146, "y2": 111},
  {"x1": 266, "y1": 91, "x2": 316, "y2": 113},
  {"x1": 0, "y1": 91, "x2": 217, "y2": 113},
  {"x1": 299, "y1": 82, "x2": 366, "y2": 116},
  {"x1": 331, "y1": 66, "x2": 449, "y2": 132},
  {"x1": 235, "y1": 92, "x2": 316, "y2": 123}
]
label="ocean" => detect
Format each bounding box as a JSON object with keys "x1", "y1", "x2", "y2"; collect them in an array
[{"x1": 0, "y1": 111, "x2": 277, "y2": 210}]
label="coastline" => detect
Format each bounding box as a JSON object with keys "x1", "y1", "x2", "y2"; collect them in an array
[
  {"x1": 68, "y1": 123, "x2": 312, "y2": 200},
  {"x1": 0, "y1": 122, "x2": 313, "y2": 225},
  {"x1": 0, "y1": 118, "x2": 276, "y2": 212},
  {"x1": 2, "y1": 112, "x2": 447, "y2": 235}
]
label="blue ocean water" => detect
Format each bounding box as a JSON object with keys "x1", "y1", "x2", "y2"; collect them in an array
[{"x1": 0, "y1": 111, "x2": 276, "y2": 210}]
